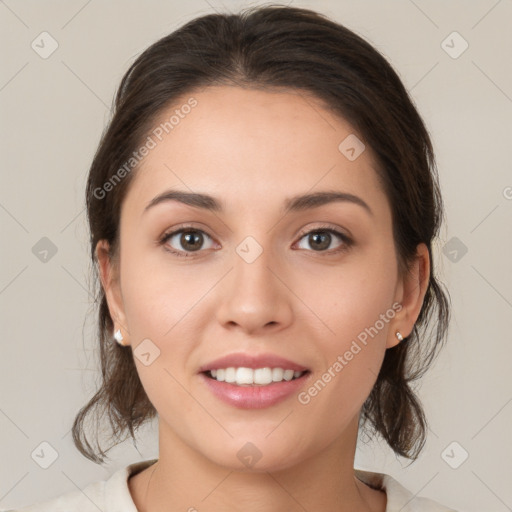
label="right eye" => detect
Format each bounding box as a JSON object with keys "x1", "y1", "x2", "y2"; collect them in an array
[{"x1": 159, "y1": 227, "x2": 216, "y2": 257}]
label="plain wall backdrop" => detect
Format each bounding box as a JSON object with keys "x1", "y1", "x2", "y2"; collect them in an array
[{"x1": 1, "y1": 1, "x2": 511, "y2": 511}]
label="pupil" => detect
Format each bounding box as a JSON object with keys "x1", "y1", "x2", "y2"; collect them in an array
[
  {"x1": 182, "y1": 231, "x2": 202, "y2": 251},
  {"x1": 310, "y1": 232, "x2": 330, "y2": 250}
]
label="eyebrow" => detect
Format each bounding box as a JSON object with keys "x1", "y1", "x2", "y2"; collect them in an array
[{"x1": 143, "y1": 189, "x2": 373, "y2": 217}]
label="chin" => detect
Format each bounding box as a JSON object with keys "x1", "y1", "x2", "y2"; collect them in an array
[{"x1": 200, "y1": 436, "x2": 309, "y2": 474}]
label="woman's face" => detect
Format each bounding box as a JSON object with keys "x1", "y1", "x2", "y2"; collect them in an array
[{"x1": 99, "y1": 86, "x2": 426, "y2": 471}]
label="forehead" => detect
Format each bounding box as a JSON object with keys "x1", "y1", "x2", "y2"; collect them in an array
[{"x1": 124, "y1": 86, "x2": 387, "y2": 217}]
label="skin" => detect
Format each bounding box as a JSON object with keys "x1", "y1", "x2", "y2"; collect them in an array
[{"x1": 96, "y1": 86, "x2": 430, "y2": 512}]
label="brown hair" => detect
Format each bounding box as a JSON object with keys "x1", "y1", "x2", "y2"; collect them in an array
[{"x1": 73, "y1": 3, "x2": 450, "y2": 464}]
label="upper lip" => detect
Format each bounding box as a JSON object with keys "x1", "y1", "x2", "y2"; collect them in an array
[{"x1": 199, "y1": 352, "x2": 309, "y2": 373}]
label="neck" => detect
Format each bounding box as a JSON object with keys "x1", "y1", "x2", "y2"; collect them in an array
[{"x1": 130, "y1": 416, "x2": 386, "y2": 512}]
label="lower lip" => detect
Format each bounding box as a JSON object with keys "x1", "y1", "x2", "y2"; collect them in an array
[{"x1": 199, "y1": 372, "x2": 309, "y2": 409}]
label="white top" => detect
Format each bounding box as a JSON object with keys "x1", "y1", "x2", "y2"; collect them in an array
[{"x1": 6, "y1": 459, "x2": 457, "y2": 512}]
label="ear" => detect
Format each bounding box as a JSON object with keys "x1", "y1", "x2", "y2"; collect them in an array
[
  {"x1": 96, "y1": 239, "x2": 130, "y2": 344},
  {"x1": 387, "y1": 243, "x2": 430, "y2": 349}
]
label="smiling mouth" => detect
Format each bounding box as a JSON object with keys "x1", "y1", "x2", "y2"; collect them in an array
[{"x1": 203, "y1": 367, "x2": 310, "y2": 386}]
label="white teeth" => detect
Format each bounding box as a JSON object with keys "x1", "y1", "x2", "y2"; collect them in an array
[
  {"x1": 236, "y1": 367, "x2": 253, "y2": 384},
  {"x1": 207, "y1": 367, "x2": 305, "y2": 386},
  {"x1": 283, "y1": 369, "x2": 294, "y2": 381},
  {"x1": 272, "y1": 367, "x2": 284, "y2": 381},
  {"x1": 254, "y1": 367, "x2": 273, "y2": 385},
  {"x1": 225, "y1": 367, "x2": 236, "y2": 383}
]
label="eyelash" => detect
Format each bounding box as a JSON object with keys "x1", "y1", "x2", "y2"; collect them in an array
[{"x1": 158, "y1": 223, "x2": 353, "y2": 258}]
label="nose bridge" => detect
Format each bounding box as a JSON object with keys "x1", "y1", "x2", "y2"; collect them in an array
[
  {"x1": 235, "y1": 236, "x2": 275, "y2": 294},
  {"x1": 215, "y1": 232, "x2": 293, "y2": 332}
]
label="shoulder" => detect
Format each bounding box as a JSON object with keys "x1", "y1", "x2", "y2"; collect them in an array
[
  {"x1": 8, "y1": 459, "x2": 158, "y2": 512},
  {"x1": 355, "y1": 468, "x2": 458, "y2": 512},
  {"x1": 9, "y1": 479, "x2": 108, "y2": 512}
]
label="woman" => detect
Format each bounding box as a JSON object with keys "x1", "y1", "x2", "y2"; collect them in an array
[{"x1": 14, "y1": 4, "x2": 455, "y2": 511}]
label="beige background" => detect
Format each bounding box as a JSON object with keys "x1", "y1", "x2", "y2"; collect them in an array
[{"x1": 1, "y1": 1, "x2": 511, "y2": 510}]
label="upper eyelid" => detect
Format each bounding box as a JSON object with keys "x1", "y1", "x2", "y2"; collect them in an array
[
  {"x1": 161, "y1": 223, "x2": 348, "y2": 238},
  {"x1": 296, "y1": 224, "x2": 351, "y2": 240}
]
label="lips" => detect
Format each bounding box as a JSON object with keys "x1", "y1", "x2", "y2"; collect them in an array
[
  {"x1": 200, "y1": 371, "x2": 309, "y2": 409},
  {"x1": 198, "y1": 352, "x2": 311, "y2": 409}
]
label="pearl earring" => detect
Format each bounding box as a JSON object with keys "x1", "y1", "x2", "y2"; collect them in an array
[
  {"x1": 114, "y1": 328, "x2": 125, "y2": 346},
  {"x1": 395, "y1": 331, "x2": 404, "y2": 341}
]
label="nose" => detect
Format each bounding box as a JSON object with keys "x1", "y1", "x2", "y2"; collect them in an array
[{"x1": 215, "y1": 243, "x2": 294, "y2": 335}]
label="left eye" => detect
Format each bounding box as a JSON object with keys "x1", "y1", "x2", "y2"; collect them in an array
[{"x1": 295, "y1": 229, "x2": 349, "y2": 252}]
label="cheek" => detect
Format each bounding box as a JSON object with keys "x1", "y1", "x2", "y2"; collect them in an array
[
  {"x1": 119, "y1": 254, "x2": 202, "y2": 417},
  {"x1": 120, "y1": 245, "x2": 211, "y2": 339},
  {"x1": 298, "y1": 310, "x2": 389, "y2": 439},
  {"x1": 119, "y1": 250, "x2": 212, "y2": 413},
  {"x1": 297, "y1": 253, "x2": 396, "y2": 409},
  {"x1": 297, "y1": 250, "x2": 397, "y2": 343}
]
